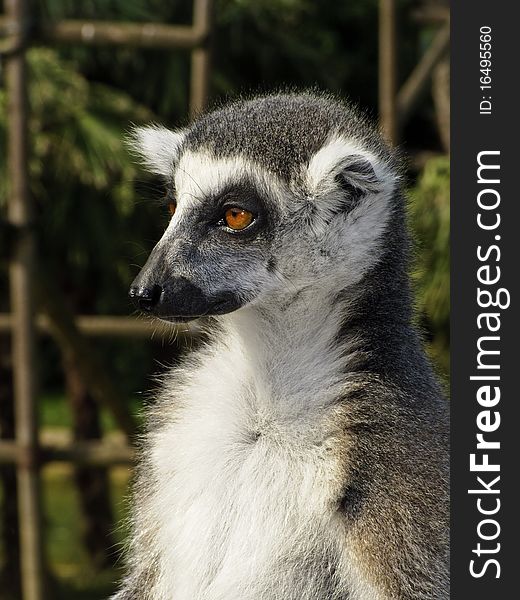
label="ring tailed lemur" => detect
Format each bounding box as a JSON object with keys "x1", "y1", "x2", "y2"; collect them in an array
[{"x1": 115, "y1": 93, "x2": 449, "y2": 600}]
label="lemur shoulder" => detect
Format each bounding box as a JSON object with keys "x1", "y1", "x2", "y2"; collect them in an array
[{"x1": 114, "y1": 92, "x2": 449, "y2": 600}]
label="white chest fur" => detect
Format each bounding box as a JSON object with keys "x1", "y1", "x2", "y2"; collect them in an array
[{"x1": 144, "y1": 336, "x2": 385, "y2": 600}]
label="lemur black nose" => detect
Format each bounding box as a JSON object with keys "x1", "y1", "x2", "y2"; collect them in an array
[{"x1": 129, "y1": 284, "x2": 163, "y2": 312}]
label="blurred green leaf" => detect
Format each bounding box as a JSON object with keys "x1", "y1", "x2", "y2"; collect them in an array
[{"x1": 408, "y1": 156, "x2": 450, "y2": 379}]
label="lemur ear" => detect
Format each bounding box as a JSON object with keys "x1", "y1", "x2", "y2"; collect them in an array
[
  {"x1": 305, "y1": 136, "x2": 391, "y2": 216},
  {"x1": 127, "y1": 124, "x2": 186, "y2": 177}
]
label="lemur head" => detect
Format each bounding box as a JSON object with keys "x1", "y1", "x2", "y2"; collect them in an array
[{"x1": 128, "y1": 93, "x2": 400, "y2": 322}]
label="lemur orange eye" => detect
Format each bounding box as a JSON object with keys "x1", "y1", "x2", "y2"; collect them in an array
[
  {"x1": 224, "y1": 208, "x2": 254, "y2": 230},
  {"x1": 167, "y1": 201, "x2": 177, "y2": 216}
]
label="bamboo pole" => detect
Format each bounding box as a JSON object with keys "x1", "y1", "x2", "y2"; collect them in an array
[
  {"x1": 0, "y1": 3, "x2": 214, "y2": 596},
  {"x1": 0, "y1": 337, "x2": 22, "y2": 599},
  {"x1": 397, "y1": 22, "x2": 450, "y2": 127},
  {"x1": 0, "y1": 440, "x2": 135, "y2": 465},
  {"x1": 0, "y1": 313, "x2": 200, "y2": 339},
  {"x1": 411, "y1": 6, "x2": 450, "y2": 24},
  {"x1": 4, "y1": 1, "x2": 45, "y2": 598},
  {"x1": 378, "y1": 0, "x2": 398, "y2": 145},
  {"x1": 0, "y1": 17, "x2": 208, "y2": 49},
  {"x1": 1, "y1": 4, "x2": 215, "y2": 121},
  {"x1": 189, "y1": 0, "x2": 213, "y2": 118},
  {"x1": 35, "y1": 277, "x2": 138, "y2": 439}
]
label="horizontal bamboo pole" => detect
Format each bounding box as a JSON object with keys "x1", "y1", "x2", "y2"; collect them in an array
[
  {"x1": 411, "y1": 6, "x2": 450, "y2": 24},
  {"x1": 0, "y1": 313, "x2": 200, "y2": 339},
  {"x1": 0, "y1": 16, "x2": 209, "y2": 48},
  {"x1": 0, "y1": 440, "x2": 135, "y2": 465}
]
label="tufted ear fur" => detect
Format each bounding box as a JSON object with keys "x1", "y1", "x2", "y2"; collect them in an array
[
  {"x1": 127, "y1": 124, "x2": 186, "y2": 177},
  {"x1": 305, "y1": 135, "x2": 395, "y2": 220}
]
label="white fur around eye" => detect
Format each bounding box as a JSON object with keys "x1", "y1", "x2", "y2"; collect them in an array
[{"x1": 174, "y1": 150, "x2": 288, "y2": 210}]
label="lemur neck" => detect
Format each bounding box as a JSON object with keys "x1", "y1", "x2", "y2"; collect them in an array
[
  {"x1": 220, "y1": 258, "x2": 418, "y2": 417},
  {"x1": 220, "y1": 285, "x2": 377, "y2": 417}
]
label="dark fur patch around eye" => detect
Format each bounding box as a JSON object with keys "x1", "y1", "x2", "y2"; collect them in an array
[
  {"x1": 216, "y1": 181, "x2": 264, "y2": 210},
  {"x1": 163, "y1": 184, "x2": 177, "y2": 207}
]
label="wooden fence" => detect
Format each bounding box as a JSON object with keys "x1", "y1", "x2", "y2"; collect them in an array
[{"x1": 0, "y1": 1, "x2": 212, "y2": 599}]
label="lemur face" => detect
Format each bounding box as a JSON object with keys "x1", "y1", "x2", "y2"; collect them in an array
[
  {"x1": 130, "y1": 152, "x2": 281, "y2": 321},
  {"x1": 128, "y1": 95, "x2": 398, "y2": 322}
]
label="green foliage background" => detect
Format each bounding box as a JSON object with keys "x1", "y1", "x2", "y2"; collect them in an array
[
  {"x1": 0, "y1": 1, "x2": 449, "y2": 597},
  {"x1": 409, "y1": 157, "x2": 450, "y2": 379}
]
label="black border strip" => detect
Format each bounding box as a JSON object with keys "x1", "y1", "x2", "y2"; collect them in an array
[{"x1": 451, "y1": 2, "x2": 519, "y2": 596}]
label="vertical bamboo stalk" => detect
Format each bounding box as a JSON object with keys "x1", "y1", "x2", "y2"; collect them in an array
[
  {"x1": 189, "y1": 0, "x2": 213, "y2": 118},
  {"x1": 4, "y1": 1, "x2": 45, "y2": 599},
  {"x1": 0, "y1": 338, "x2": 22, "y2": 598},
  {"x1": 379, "y1": 0, "x2": 398, "y2": 144}
]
